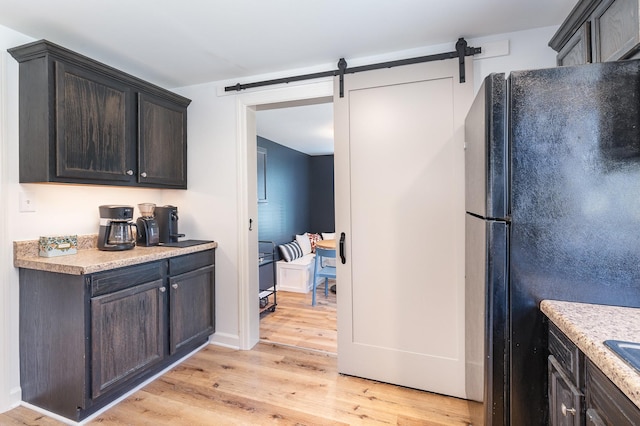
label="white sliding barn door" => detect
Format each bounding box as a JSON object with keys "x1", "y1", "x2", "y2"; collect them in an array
[{"x1": 334, "y1": 58, "x2": 473, "y2": 398}]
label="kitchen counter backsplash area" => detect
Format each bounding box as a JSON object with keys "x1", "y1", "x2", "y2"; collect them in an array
[
  {"x1": 14, "y1": 234, "x2": 217, "y2": 275},
  {"x1": 541, "y1": 300, "x2": 640, "y2": 408}
]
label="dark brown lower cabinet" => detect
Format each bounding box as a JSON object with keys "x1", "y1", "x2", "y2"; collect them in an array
[
  {"x1": 19, "y1": 249, "x2": 215, "y2": 421},
  {"x1": 169, "y1": 266, "x2": 215, "y2": 353},
  {"x1": 548, "y1": 322, "x2": 640, "y2": 426},
  {"x1": 91, "y1": 278, "x2": 166, "y2": 398}
]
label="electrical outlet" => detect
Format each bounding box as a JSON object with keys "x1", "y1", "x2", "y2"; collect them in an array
[{"x1": 19, "y1": 192, "x2": 36, "y2": 212}]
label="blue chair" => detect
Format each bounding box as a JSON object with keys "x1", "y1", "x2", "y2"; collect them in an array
[{"x1": 312, "y1": 247, "x2": 336, "y2": 306}]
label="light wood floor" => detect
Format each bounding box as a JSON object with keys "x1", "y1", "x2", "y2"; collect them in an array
[
  {"x1": 260, "y1": 283, "x2": 337, "y2": 353},
  {"x1": 0, "y1": 285, "x2": 479, "y2": 425}
]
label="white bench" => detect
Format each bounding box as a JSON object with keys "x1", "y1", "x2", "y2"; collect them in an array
[{"x1": 276, "y1": 253, "x2": 315, "y2": 293}]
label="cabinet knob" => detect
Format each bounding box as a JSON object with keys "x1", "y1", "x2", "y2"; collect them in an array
[
  {"x1": 172, "y1": 283, "x2": 178, "y2": 289},
  {"x1": 561, "y1": 403, "x2": 576, "y2": 416},
  {"x1": 159, "y1": 286, "x2": 166, "y2": 292},
  {"x1": 141, "y1": 172, "x2": 147, "y2": 178},
  {"x1": 126, "y1": 169, "x2": 134, "y2": 176}
]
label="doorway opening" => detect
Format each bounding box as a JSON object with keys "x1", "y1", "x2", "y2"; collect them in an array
[
  {"x1": 254, "y1": 98, "x2": 337, "y2": 354},
  {"x1": 236, "y1": 80, "x2": 333, "y2": 352}
]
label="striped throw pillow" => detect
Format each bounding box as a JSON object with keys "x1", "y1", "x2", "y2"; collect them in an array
[{"x1": 278, "y1": 241, "x2": 303, "y2": 262}]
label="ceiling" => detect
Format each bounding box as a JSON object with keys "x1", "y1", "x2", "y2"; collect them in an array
[
  {"x1": 257, "y1": 100, "x2": 334, "y2": 156},
  {"x1": 0, "y1": 0, "x2": 578, "y2": 155}
]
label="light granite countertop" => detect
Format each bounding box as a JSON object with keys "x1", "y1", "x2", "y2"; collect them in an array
[
  {"x1": 14, "y1": 234, "x2": 218, "y2": 275},
  {"x1": 541, "y1": 300, "x2": 640, "y2": 409}
]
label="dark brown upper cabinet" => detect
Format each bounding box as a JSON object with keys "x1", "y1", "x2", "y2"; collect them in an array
[
  {"x1": 138, "y1": 92, "x2": 187, "y2": 187},
  {"x1": 550, "y1": 0, "x2": 640, "y2": 66},
  {"x1": 8, "y1": 40, "x2": 191, "y2": 189}
]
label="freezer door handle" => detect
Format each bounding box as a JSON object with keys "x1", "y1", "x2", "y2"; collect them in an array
[{"x1": 339, "y1": 232, "x2": 346, "y2": 264}]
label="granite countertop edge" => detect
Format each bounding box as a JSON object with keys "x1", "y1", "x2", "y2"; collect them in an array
[
  {"x1": 541, "y1": 299, "x2": 640, "y2": 409},
  {"x1": 13, "y1": 235, "x2": 218, "y2": 275}
]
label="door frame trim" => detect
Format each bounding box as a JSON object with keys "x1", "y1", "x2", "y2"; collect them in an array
[{"x1": 235, "y1": 80, "x2": 333, "y2": 349}]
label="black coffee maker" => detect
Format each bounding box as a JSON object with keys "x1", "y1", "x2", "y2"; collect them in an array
[
  {"x1": 136, "y1": 203, "x2": 160, "y2": 246},
  {"x1": 98, "y1": 205, "x2": 136, "y2": 251},
  {"x1": 155, "y1": 205, "x2": 185, "y2": 244}
]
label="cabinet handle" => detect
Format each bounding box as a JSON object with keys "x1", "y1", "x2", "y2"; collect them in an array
[
  {"x1": 172, "y1": 283, "x2": 178, "y2": 289},
  {"x1": 141, "y1": 172, "x2": 147, "y2": 178},
  {"x1": 159, "y1": 286, "x2": 166, "y2": 292},
  {"x1": 126, "y1": 169, "x2": 134, "y2": 176},
  {"x1": 561, "y1": 403, "x2": 576, "y2": 416}
]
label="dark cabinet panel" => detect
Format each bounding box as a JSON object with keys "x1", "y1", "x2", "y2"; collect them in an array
[
  {"x1": 19, "y1": 270, "x2": 87, "y2": 420},
  {"x1": 586, "y1": 359, "x2": 640, "y2": 425},
  {"x1": 592, "y1": 0, "x2": 640, "y2": 62},
  {"x1": 138, "y1": 92, "x2": 187, "y2": 188},
  {"x1": 557, "y1": 23, "x2": 592, "y2": 66},
  {"x1": 549, "y1": 355, "x2": 584, "y2": 426},
  {"x1": 55, "y1": 60, "x2": 135, "y2": 182},
  {"x1": 91, "y1": 279, "x2": 166, "y2": 398},
  {"x1": 549, "y1": 324, "x2": 583, "y2": 388},
  {"x1": 169, "y1": 265, "x2": 215, "y2": 354}
]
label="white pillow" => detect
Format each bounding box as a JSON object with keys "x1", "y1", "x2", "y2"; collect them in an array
[
  {"x1": 295, "y1": 233, "x2": 312, "y2": 255},
  {"x1": 321, "y1": 232, "x2": 335, "y2": 240}
]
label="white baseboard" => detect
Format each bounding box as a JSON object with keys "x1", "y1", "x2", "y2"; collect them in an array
[{"x1": 208, "y1": 331, "x2": 240, "y2": 349}]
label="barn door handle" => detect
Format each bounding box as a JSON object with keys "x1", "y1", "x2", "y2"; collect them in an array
[{"x1": 339, "y1": 232, "x2": 346, "y2": 264}]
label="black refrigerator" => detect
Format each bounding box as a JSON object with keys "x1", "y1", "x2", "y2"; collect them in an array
[{"x1": 464, "y1": 61, "x2": 640, "y2": 425}]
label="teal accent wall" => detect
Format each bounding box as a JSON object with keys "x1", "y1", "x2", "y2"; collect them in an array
[{"x1": 257, "y1": 136, "x2": 334, "y2": 249}]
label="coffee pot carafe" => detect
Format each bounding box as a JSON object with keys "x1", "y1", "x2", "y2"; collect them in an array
[{"x1": 98, "y1": 205, "x2": 136, "y2": 251}]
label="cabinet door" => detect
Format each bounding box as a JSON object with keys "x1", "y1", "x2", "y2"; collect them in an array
[
  {"x1": 169, "y1": 265, "x2": 215, "y2": 354},
  {"x1": 91, "y1": 279, "x2": 166, "y2": 398},
  {"x1": 55, "y1": 61, "x2": 136, "y2": 182},
  {"x1": 558, "y1": 23, "x2": 592, "y2": 66},
  {"x1": 138, "y1": 92, "x2": 187, "y2": 188},
  {"x1": 586, "y1": 359, "x2": 640, "y2": 425},
  {"x1": 592, "y1": 0, "x2": 640, "y2": 61},
  {"x1": 549, "y1": 356, "x2": 583, "y2": 426}
]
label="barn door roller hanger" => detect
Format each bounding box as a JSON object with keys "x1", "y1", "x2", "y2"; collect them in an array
[{"x1": 225, "y1": 38, "x2": 481, "y2": 98}]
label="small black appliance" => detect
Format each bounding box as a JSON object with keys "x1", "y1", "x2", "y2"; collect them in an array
[
  {"x1": 155, "y1": 205, "x2": 185, "y2": 243},
  {"x1": 136, "y1": 203, "x2": 160, "y2": 246},
  {"x1": 98, "y1": 205, "x2": 136, "y2": 251}
]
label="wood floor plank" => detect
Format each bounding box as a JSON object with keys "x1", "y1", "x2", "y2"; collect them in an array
[
  {"x1": 0, "y1": 406, "x2": 66, "y2": 425},
  {"x1": 260, "y1": 287, "x2": 337, "y2": 353}
]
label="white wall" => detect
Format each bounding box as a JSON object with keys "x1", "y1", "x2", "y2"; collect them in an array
[
  {"x1": 0, "y1": 23, "x2": 560, "y2": 412},
  {"x1": 471, "y1": 26, "x2": 560, "y2": 92}
]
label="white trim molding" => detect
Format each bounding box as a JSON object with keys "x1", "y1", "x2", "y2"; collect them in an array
[{"x1": 234, "y1": 80, "x2": 333, "y2": 350}]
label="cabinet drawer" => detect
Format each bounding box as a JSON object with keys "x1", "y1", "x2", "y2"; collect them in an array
[
  {"x1": 169, "y1": 250, "x2": 215, "y2": 276},
  {"x1": 90, "y1": 261, "x2": 165, "y2": 296},
  {"x1": 549, "y1": 323, "x2": 583, "y2": 388},
  {"x1": 586, "y1": 359, "x2": 640, "y2": 425}
]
